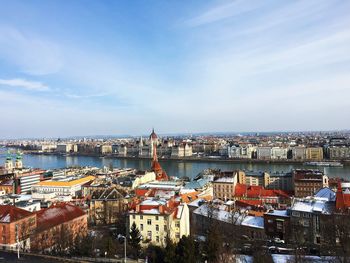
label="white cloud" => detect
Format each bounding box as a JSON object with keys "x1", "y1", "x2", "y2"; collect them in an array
[
  {"x1": 0, "y1": 26, "x2": 63, "y2": 75},
  {"x1": 183, "y1": 0, "x2": 265, "y2": 27},
  {"x1": 0, "y1": 78, "x2": 49, "y2": 91}
]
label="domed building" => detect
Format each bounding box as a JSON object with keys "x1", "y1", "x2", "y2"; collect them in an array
[{"x1": 149, "y1": 128, "x2": 159, "y2": 158}]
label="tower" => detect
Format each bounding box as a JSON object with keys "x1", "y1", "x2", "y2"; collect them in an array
[
  {"x1": 149, "y1": 128, "x2": 159, "y2": 158},
  {"x1": 15, "y1": 151, "x2": 23, "y2": 169},
  {"x1": 138, "y1": 136, "x2": 143, "y2": 156},
  {"x1": 151, "y1": 143, "x2": 168, "y2": 181},
  {"x1": 4, "y1": 151, "x2": 13, "y2": 172}
]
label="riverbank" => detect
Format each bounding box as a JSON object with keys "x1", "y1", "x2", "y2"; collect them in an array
[{"x1": 22, "y1": 151, "x2": 350, "y2": 166}]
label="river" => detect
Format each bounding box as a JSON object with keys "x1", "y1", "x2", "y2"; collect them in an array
[{"x1": 0, "y1": 148, "x2": 349, "y2": 180}]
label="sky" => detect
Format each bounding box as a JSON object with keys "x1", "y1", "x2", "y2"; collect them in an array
[{"x1": 0, "y1": 0, "x2": 350, "y2": 138}]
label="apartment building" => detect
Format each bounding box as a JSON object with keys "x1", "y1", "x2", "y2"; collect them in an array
[
  {"x1": 31, "y1": 175, "x2": 95, "y2": 197},
  {"x1": 305, "y1": 147, "x2": 324, "y2": 160},
  {"x1": 293, "y1": 169, "x2": 328, "y2": 197},
  {"x1": 129, "y1": 198, "x2": 190, "y2": 246}
]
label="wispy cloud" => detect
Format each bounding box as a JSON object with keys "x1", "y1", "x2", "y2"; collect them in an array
[
  {"x1": 183, "y1": 0, "x2": 265, "y2": 27},
  {"x1": 0, "y1": 78, "x2": 49, "y2": 91},
  {"x1": 64, "y1": 92, "x2": 110, "y2": 99},
  {"x1": 0, "y1": 26, "x2": 63, "y2": 75}
]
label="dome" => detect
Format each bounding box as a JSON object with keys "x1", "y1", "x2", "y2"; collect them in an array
[{"x1": 150, "y1": 128, "x2": 158, "y2": 140}]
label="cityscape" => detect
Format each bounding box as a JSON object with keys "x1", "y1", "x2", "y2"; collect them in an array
[{"x1": 1, "y1": 0, "x2": 350, "y2": 263}]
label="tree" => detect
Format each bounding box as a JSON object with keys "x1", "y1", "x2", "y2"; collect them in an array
[
  {"x1": 129, "y1": 222, "x2": 142, "y2": 256},
  {"x1": 145, "y1": 245, "x2": 165, "y2": 263},
  {"x1": 204, "y1": 223, "x2": 222, "y2": 263},
  {"x1": 164, "y1": 236, "x2": 176, "y2": 263},
  {"x1": 175, "y1": 236, "x2": 197, "y2": 263}
]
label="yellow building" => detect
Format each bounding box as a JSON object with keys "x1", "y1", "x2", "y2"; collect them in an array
[
  {"x1": 129, "y1": 199, "x2": 190, "y2": 247},
  {"x1": 306, "y1": 147, "x2": 324, "y2": 160},
  {"x1": 31, "y1": 175, "x2": 95, "y2": 197},
  {"x1": 131, "y1": 171, "x2": 156, "y2": 189}
]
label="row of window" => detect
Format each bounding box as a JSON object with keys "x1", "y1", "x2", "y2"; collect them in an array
[{"x1": 132, "y1": 215, "x2": 160, "y2": 221}]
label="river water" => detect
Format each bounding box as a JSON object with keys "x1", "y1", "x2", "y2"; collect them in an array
[{"x1": 1, "y1": 148, "x2": 349, "y2": 180}]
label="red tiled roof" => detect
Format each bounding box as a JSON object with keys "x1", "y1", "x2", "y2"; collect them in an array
[
  {"x1": 35, "y1": 203, "x2": 85, "y2": 232},
  {"x1": 235, "y1": 199, "x2": 263, "y2": 207},
  {"x1": 0, "y1": 205, "x2": 33, "y2": 223},
  {"x1": 234, "y1": 184, "x2": 290, "y2": 198}
]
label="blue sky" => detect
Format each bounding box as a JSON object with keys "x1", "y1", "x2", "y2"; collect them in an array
[{"x1": 0, "y1": 0, "x2": 349, "y2": 138}]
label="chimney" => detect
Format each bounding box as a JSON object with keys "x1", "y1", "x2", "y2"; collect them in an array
[
  {"x1": 159, "y1": 205, "x2": 164, "y2": 214},
  {"x1": 136, "y1": 204, "x2": 140, "y2": 213}
]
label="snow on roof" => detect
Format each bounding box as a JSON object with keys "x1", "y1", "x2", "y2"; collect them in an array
[
  {"x1": 141, "y1": 199, "x2": 167, "y2": 206},
  {"x1": 272, "y1": 254, "x2": 336, "y2": 263},
  {"x1": 314, "y1": 187, "x2": 336, "y2": 202},
  {"x1": 188, "y1": 198, "x2": 206, "y2": 208},
  {"x1": 215, "y1": 177, "x2": 235, "y2": 183},
  {"x1": 193, "y1": 203, "x2": 263, "y2": 228},
  {"x1": 141, "y1": 209, "x2": 160, "y2": 215},
  {"x1": 266, "y1": 209, "x2": 289, "y2": 217},
  {"x1": 291, "y1": 199, "x2": 334, "y2": 214},
  {"x1": 241, "y1": 216, "x2": 264, "y2": 229}
]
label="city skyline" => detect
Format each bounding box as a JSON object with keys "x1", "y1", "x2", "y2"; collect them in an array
[{"x1": 1, "y1": 0, "x2": 350, "y2": 138}]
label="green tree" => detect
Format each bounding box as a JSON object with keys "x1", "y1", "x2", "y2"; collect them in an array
[
  {"x1": 129, "y1": 222, "x2": 142, "y2": 256},
  {"x1": 164, "y1": 237, "x2": 176, "y2": 263},
  {"x1": 204, "y1": 223, "x2": 222, "y2": 263},
  {"x1": 175, "y1": 235, "x2": 197, "y2": 263}
]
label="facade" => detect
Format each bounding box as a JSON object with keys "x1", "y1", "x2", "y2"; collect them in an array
[
  {"x1": 31, "y1": 203, "x2": 88, "y2": 252},
  {"x1": 14, "y1": 170, "x2": 45, "y2": 194},
  {"x1": 271, "y1": 147, "x2": 288, "y2": 160},
  {"x1": 264, "y1": 209, "x2": 290, "y2": 241},
  {"x1": 129, "y1": 199, "x2": 190, "y2": 247},
  {"x1": 31, "y1": 175, "x2": 95, "y2": 197},
  {"x1": 293, "y1": 169, "x2": 329, "y2": 198},
  {"x1": 264, "y1": 172, "x2": 293, "y2": 191},
  {"x1": 213, "y1": 175, "x2": 237, "y2": 200},
  {"x1": 0, "y1": 205, "x2": 37, "y2": 251},
  {"x1": 257, "y1": 146, "x2": 272, "y2": 160},
  {"x1": 132, "y1": 171, "x2": 156, "y2": 189},
  {"x1": 289, "y1": 197, "x2": 334, "y2": 245},
  {"x1": 171, "y1": 143, "x2": 193, "y2": 157},
  {"x1": 292, "y1": 146, "x2": 306, "y2": 160},
  {"x1": 329, "y1": 146, "x2": 350, "y2": 160},
  {"x1": 56, "y1": 144, "x2": 75, "y2": 153},
  {"x1": 228, "y1": 145, "x2": 255, "y2": 159},
  {"x1": 305, "y1": 147, "x2": 324, "y2": 160},
  {"x1": 89, "y1": 188, "x2": 127, "y2": 225}
]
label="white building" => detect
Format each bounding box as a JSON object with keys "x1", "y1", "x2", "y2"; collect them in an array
[
  {"x1": 31, "y1": 175, "x2": 95, "y2": 197},
  {"x1": 271, "y1": 147, "x2": 288, "y2": 160},
  {"x1": 257, "y1": 146, "x2": 272, "y2": 160}
]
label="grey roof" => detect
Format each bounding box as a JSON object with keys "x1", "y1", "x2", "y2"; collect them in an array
[{"x1": 314, "y1": 187, "x2": 336, "y2": 202}]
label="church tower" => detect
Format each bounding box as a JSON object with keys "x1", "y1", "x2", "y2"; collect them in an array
[
  {"x1": 151, "y1": 142, "x2": 168, "y2": 181},
  {"x1": 4, "y1": 151, "x2": 13, "y2": 172},
  {"x1": 15, "y1": 151, "x2": 23, "y2": 169}
]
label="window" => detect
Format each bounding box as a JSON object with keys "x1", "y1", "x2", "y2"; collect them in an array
[
  {"x1": 164, "y1": 225, "x2": 167, "y2": 231},
  {"x1": 147, "y1": 231, "x2": 152, "y2": 240},
  {"x1": 175, "y1": 222, "x2": 180, "y2": 228},
  {"x1": 292, "y1": 211, "x2": 300, "y2": 217},
  {"x1": 155, "y1": 216, "x2": 159, "y2": 220},
  {"x1": 268, "y1": 219, "x2": 273, "y2": 223},
  {"x1": 140, "y1": 224, "x2": 143, "y2": 231},
  {"x1": 140, "y1": 215, "x2": 143, "y2": 220},
  {"x1": 132, "y1": 215, "x2": 135, "y2": 219},
  {"x1": 147, "y1": 219, "x2": 152, "y2": 225},
  {"x1": 156, "y1": 236, "x2": 160, "y2": 242},
  {"x1": 176, "y1": 233, "x2": 180, "y2": 239},
  {"x1": 156, "y1": 225, "x2": 159, "y2": 231}
]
